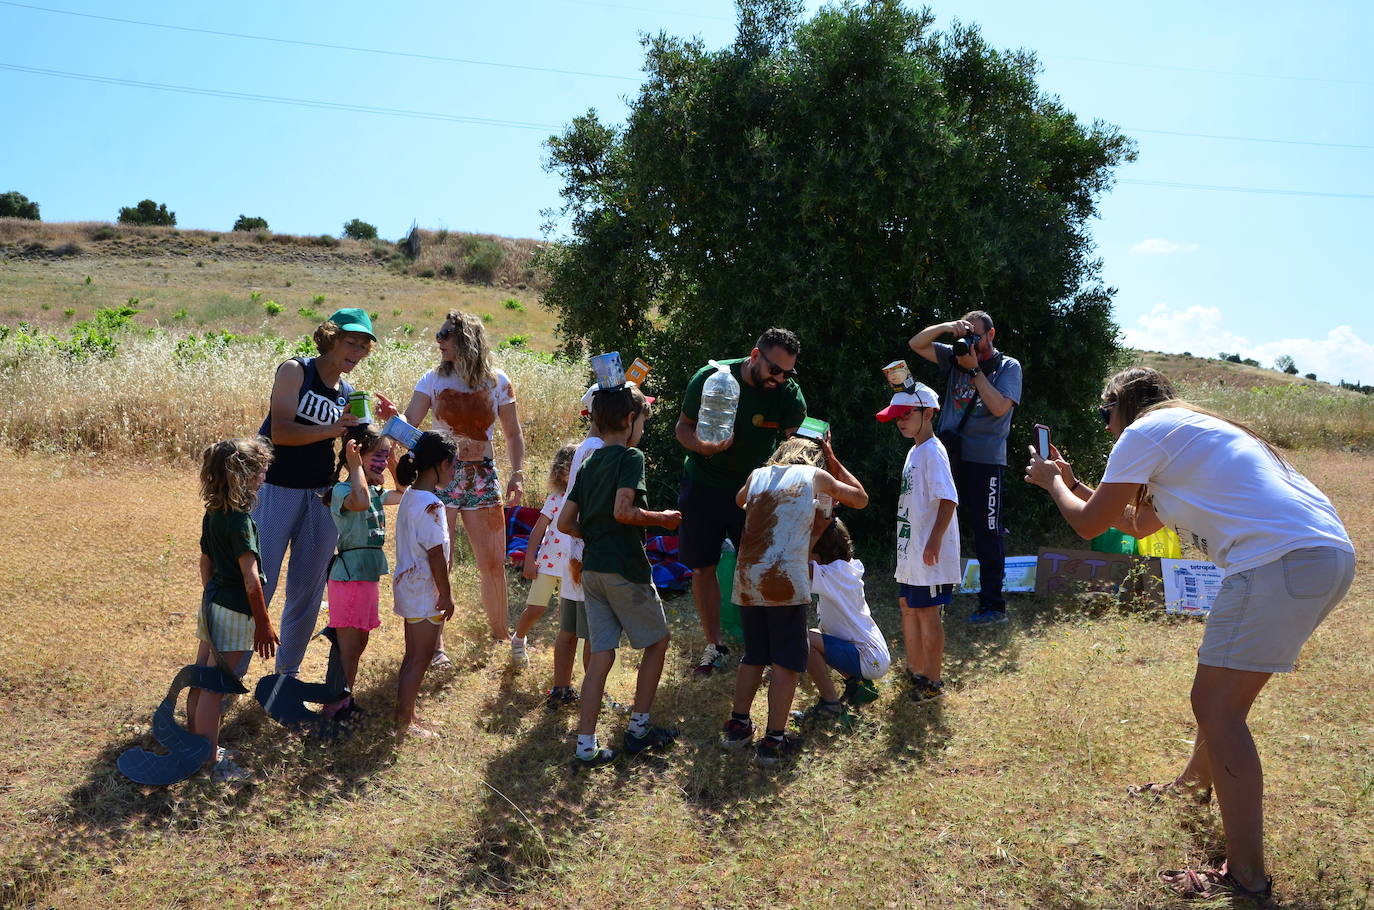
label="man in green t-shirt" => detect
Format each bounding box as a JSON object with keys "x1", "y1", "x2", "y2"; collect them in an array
[{"x1": 674, "y1": 327, "x2": 807, "y2": 677}]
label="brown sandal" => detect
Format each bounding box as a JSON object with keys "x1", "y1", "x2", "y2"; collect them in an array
[
  {"x1": 1160, "y1": 866, "x2": 1273, "y2": 904},
  {"x1": 1127, "y1": 780, "x2": 1213, "y2": 805}
]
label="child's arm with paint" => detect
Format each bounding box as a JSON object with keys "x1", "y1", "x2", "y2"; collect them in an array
[{"x1": 923, "y1": 499, "x2": 957, "y2": 566}]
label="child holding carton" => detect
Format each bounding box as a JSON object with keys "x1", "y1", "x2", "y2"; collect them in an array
[
  {"x1": 721, "y1": 433, "x2": 867, "y2": 766},
  {"x1": 557, "y1": 384, "x2": 681, "y2": 767},
  {"x1": 876, "y1": 382, "x2": 959, "y2": 702}
]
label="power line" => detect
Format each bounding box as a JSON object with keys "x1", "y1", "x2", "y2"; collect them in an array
[
  {"x1": 0, "y1": 62, "x2": 564, "y2": 131},
  {"x1": 1050, "y1": 53, "x2": 1373, "y2": 87},
  {"x1": 1126, "y1": 127, "x2": 1374, "y2": 152},
  {"x1": 1119, "y1": 178, "x2": 1374, "y2": 200},
  {"x1": 0, "y1": 0, "x2": 638, "y2": 82}
]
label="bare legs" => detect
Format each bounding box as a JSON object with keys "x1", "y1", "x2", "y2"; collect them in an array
[
  {"x1": 185, "y1": 642, "x2": 248, "y2": 762},
  {"x1": 396, "y1": 620, "x2": 442, "y2": 730},
  {"x1": 461, "y1": 505, "x2": 510, "y2": 641},
  {"x1": 805, "y1": 631, "x2": 841, "y2": 703},
  {"x1": 732, "y1": 662, "x2": 800, "y2": 732},
  {"x1": 691, "y1": 568, "x2": 725, "y2": 646},
  {"x1": 900, "y1": 602, "x2": 944, "y2": 682}
]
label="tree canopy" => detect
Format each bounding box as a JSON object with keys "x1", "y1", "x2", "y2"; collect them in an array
[
  {"x1": 117, "y1": 199, "x2": 176, "y2": 226},
  {"x1": 542, "y1": 0, "x2": 1136, "y2": 549},
  {"x1": 0, "y1": 191, "x2": 40, "y2": 220}
]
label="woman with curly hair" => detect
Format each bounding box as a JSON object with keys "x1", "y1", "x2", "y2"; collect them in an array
[{"x1": 403, "y1": 310, "x2": 527, "y2": 649}]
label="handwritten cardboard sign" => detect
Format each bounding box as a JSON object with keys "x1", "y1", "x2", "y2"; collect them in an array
[{"x1": 1033, "y1": 546, "x2": 1166, "y2": 601}]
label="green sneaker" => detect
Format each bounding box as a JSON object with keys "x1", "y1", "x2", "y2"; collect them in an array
[
  {"x1": 841, "y1": 676, "x2": 880, "y2": 705},
  {"x1": 623, "y1": 725, "x2": 679, "y2": 755}
]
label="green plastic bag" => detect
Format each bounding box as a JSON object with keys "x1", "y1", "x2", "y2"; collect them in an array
[
  {"x1": 716, "y1": 545, "x2": 742, "y2": 641},
  {"x1": 1091, "y1": 528, "x2": 1137, "y2": 554}
]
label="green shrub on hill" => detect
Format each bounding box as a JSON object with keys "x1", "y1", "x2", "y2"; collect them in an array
[
  {"x1": 117, "y1": 199, "x2": 176, "y2": 226},
  {"x1": 0, "y1": 191, "x2": 40, "y2": 220},
  {"x1": 233, "y1": 215, "x2": 269, "y2": 232},
  {"x1": 343, "y1": 219, "x2": 378, "y2": 241}
]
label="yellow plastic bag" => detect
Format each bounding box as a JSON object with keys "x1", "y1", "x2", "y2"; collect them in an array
[{"x1": 1136, "y1": 527, "x2": 1182, "y2": 558}]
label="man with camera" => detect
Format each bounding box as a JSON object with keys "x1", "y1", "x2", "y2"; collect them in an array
[{"x1": 909, "y1": 311, "x2": 1022, "y2": 625}]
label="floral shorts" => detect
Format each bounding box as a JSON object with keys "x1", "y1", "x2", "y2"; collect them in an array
[{"x1": 437, "y1": 457, "x2": 502, "y2": 511}]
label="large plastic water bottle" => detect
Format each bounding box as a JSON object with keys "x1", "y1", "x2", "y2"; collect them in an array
[{"x1": 696, "y1": 360, "x2": 739, "y2": 444}]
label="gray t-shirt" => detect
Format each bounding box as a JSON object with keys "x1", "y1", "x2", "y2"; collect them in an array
[{"x1": 934, "y1": 343, "x2": 1022, "y2": 466}]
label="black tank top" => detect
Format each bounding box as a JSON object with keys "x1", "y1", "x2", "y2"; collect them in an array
[{"x1": 258, "y1": 357, "x2": 355, "y2": 489}]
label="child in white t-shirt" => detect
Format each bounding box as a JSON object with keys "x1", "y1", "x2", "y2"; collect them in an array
[
  {"x1": 876, "y1": 383, "x2": 959, "y2": 703},
  {"x1": 803, "y1": 517, "x2": 891, "y2": 719}
]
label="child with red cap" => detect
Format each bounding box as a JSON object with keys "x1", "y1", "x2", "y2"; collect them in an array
[{"x1": 876, "y1": 381, "x2": 960, "y2": 702}]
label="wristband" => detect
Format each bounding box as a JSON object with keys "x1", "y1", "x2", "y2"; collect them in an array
[
  {"x1": 965, "y1": 367, "x2": 979, "y2": 378},
  {"x1": 1069, "y1": 480, "x2": 1082, "y2": 492}
]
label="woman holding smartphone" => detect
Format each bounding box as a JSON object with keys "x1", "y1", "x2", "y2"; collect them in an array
[{"x1": 1024, "y1": 367, "x2": 1354, "y2": 902}]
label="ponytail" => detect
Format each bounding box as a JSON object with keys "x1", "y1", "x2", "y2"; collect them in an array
[{"x1": 397, "y1": 430, "x2": 457, "y2": 487}]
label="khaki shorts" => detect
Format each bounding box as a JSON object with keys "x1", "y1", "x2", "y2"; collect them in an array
[
  {"x1": 582, "y1": 570, "x2": 668, "y2": 653},
  {"x1": 1198, "y1": 546, "x2": 1355, "y2": 673},
  {"x1": 558, "y1": 596, "x2": 589, "y2": 639}
]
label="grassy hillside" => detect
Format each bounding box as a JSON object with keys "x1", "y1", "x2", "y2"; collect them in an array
[{"x1": 0, "y1": 218, "x2": 555, "y2": 349}]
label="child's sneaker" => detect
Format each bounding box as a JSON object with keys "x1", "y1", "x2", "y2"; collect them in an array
[
  {"x1": 623, "y1": 725, "x2": 679, "y2": 755},
  {"x1": 510, "y1": 636, "x2": 529, "y2": 668},
  {"x1": 210, "y1": 755, "x2": 251, "y2": 783},
  {"x1": 692, "y1": 643, "x2": 730, "y2": 678},
  {"x1": 573, "y1": 747, "x2": 618, "y2": 769},
  {"x1": 430, "y1": 649, "x2": 453, "y2": 669},
  {"x1": 754, "y1": 732, "x2": 803, "y2": 767},
  {"x1": 719, "y1": 716, "x2": 756, "y2": 749},
  {"x1": 841, "y1": 676, "x2": 880, "y2": 705},
  {"x1": 967, "y1": 609, "x2": 1008, "y2": 626},
  {"x1": 798, "y1": 700, "x2": 854, "y2": 729},
  {"x1": 544, "y1": 686, "x2": 579, "y2": 711}
]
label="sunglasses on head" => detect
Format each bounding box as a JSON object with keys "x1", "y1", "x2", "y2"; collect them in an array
[{"x1": 758, "y1": 348, "x2": 798, "y2": 380}]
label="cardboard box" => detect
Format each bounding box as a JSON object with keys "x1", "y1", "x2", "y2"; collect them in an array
[{"x1": 1034, "y1": 547, "x2": 1222, "y2": 613}]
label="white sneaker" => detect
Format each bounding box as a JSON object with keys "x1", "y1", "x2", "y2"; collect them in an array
[
  {"x1": 215, "y1": 746, "x2": 239, "y2": 762},
  {"x1": 210, "y1": 755, "x2": 251, "y2": 783},
  {"x1": 430, "y1": 650, "x2": 452, "y2": 669},
  {"x1": 510, "y1": 636, "x2": 529, "y2": 668}
]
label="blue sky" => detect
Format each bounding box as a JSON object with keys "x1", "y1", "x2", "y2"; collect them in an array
[{"x1": 3, "y1": 0, "x2": 1371, "y2": 382}]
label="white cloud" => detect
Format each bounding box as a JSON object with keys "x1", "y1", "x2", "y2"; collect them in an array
[
  {"x1": 1130, "y1": 237, "x2": 1200, "y2": 255},
  {"x1": 1122, "y1": 302, "x2": 1374, "y2": 384}
]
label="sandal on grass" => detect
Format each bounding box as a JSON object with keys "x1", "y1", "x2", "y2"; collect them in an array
[
  {"x1": 1127, "y1": 780, "x2": 1212, "y2": 805},
  {"x1": 1160, "y1": 866, "x2": 1273, "y2": 904}
]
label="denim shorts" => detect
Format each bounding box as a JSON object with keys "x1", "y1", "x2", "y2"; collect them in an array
[{"x1": 1198, "y1": 546, "x2": 1355, "y2": 673}]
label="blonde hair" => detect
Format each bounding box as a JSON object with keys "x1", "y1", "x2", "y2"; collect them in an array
[
  {"x1": 765, "y1": 436, "x2": 827, "y2": 469},
  {"x1": 314, "y1": 319, "x2": 375, "y2": 356},
  {"x1": 548, "y1": 442, "x2": 577, "y2": 494},
  {"x1": 200, "y1": 436, "x2": 273, "y2": 512},
  {"x1": 437, "y1": 310, "x2": 495, "y2": 388}
]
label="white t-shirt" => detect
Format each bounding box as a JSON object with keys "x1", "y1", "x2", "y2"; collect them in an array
[
  {"x1": 895, "y1": 438, "x2": 961, "y2": 586},
  {"x1": 559, "y1": 435, "x2": 605, "y2": 601},
  {"x1": 533, "y1": 491, "x2": 570, "y2": 577},
  {"x1": 392, "y1": 489, "x2": 451, "y2": 618},
  {"x1": 811, "y1": 558, "x2": 891, "y2": 679},
  {"x1": 734, "y1": 464, "x2": 818, "y2": 607},
  {"x1": 414, "y1": 367, "x2": 515, "y2": 461},
  {"x1": 1101, "y1": 408, "x2": 1351, "y2": 575}
]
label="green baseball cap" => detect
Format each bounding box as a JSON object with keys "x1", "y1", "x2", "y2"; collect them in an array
[{"x1": 327, "y1": 307, "x2": 375, "y2": 340}]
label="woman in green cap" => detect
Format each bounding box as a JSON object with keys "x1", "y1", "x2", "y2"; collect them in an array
[{"x1": 254, "y1": 308, "x2": 397, "y2": 677}]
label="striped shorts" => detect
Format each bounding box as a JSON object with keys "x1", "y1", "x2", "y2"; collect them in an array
[{"x1": 197, "y1": 602, "x2": 256, "y2": 653}]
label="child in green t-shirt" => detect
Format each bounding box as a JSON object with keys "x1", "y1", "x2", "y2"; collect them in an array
[
  {"x1": 188, "y1": 436, "x2": 278, "y2": 782},
  {"x1": 321, "y1": 425, "x2": 406, "y2": 720},
  {"x1": 558, "y1": 384, "x2": 682, "y2": 767}
]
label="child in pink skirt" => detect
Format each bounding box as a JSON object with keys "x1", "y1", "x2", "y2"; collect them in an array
[{"x1": 323, "y1": 426, "x2": 404, "y2": 719}]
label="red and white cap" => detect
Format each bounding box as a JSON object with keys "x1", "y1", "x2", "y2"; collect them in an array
[
  {"x1": 875, "y1": 382, "x2": 939, "y2": 422},
  {"x1": 580, "y1": 381, "x2": 654, "y2": 416}
]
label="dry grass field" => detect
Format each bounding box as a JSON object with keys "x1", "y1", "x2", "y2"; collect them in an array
[
  {"x1": 0, "y1": 444, "x2": 1370, "y2": 909},
  {"x1": 3, "y1": 229, "x2": 1373, "y2": 908}
]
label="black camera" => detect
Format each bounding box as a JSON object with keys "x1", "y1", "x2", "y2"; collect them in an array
[{"x1": 952, "y1": 332, "x2": 982, "y2": 357}]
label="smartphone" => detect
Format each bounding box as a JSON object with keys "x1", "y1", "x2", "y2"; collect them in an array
[{"x1": 1034, "y1": 423, "x2": 1052, "y2": 461}]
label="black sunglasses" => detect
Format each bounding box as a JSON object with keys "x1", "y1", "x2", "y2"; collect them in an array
[
  {"x1": 435, "y1": 325, "x2": 453, "y2": 341},
  {"x1": 758, "y1": 348, "x2": 798, "y2": 380},
  {"x1": 1098, "y1": 401, "x2": 1117, "y2": 425}
]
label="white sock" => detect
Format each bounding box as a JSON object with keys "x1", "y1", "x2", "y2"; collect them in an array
[
  {"x1": 511, "y1": 635, "x2": 526, "y2": 649},
  {"x1": 628, "y1": 711, "x2": 650, "y2": 737},
  {"x1": 576, "y1": 734, "x2": 598, "y2": 759}
]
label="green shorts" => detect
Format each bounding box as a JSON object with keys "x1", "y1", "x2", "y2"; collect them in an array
[{"x1": 558, "y1": 596, "x2": 589, "y2": 639}]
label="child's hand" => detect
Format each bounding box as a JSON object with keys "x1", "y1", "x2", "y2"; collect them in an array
[
  {"x1": 254, "y1": 620, "x2": 280, "y2": 660},
  {"x1": 436, "y1": 593, "x2": 455, "y2": 621},
  {"x1": 344, "y1": 438, "x2": 363, "y2": 470},
  {"x1": 522, "y1": 556, "x2": 539, "y2": 581},
  {"x1": 923, "y1": 536, "x2": 941, "y2": 566},
  {"x1": 660, "y1": 510, "x2": 683, "y2": 531}
]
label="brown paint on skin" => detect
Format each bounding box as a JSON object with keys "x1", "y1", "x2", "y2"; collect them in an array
[
  {"x1": 735, "y1": 486, "x2": 802, "y2": 606},
  {"x1": 435, "y1": 389, "x2": 496, "y2": 460}
]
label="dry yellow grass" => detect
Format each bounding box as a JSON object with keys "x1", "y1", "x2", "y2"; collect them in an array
[{"x1": 1, "y1": 447, "x2": 1370, "y2": 909}]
